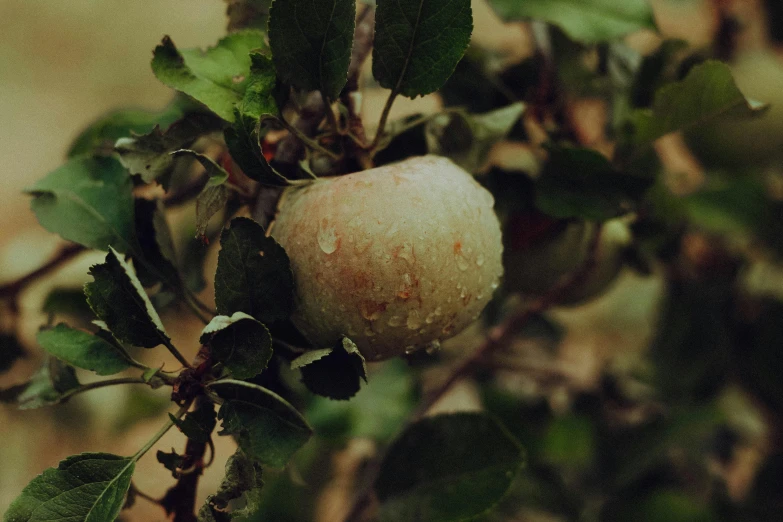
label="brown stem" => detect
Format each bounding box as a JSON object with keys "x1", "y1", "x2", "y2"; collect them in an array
[
  {"x1": 161, "y1": 397, "x2": 210, "y2": 522},
  {"x1": 0, "y1": 243, "x2": 85, "y2": 312},
  {"x1": 343, "y1": 226, "x2": 603, "y2": 522}
]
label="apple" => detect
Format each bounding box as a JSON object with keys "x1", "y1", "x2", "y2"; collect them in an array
[
  {"x1": 272, "y1": 155, "x2": 504, "y2": 361},
  {"x1": 502, "y1": 212, "x2": 631, "y2": 305}
]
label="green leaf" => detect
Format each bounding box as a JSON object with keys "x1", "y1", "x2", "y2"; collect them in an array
[
  {"x1": 210, "y1": 379, "x2": 313, "y2": 469},
  {"x1": 307, "y1": 359, "x2": 416, "y2": 442},
  {"x1": 84, "y1": 248, "x2": 170, "y2": 349},
  {"x1": 239, "y1": 53, "x2": 280, "y2": 119},
  {"x1": 372, "y1": 0, "x2": 473, "y2": 98},
  {"x1": 540, "y1": 415, "x2": 596, "y2": 471},
  {"x1": 37, "y1": 323, "x2": 132, "y2": 376},
  {"x1": 132, "y1": 198, "x2": 181, "y2": 289},
  {"x1": 171, "y1": 402, "x2": 217, "y2": 443},
  {"x1": 171, "y1": 149, "x2": 232, "y2": 237},
  {"x1": 489, "y1": 0, "x2": 657, "y2": 43},
  {"x1": 224, "y1": 110, "x2": 290, "y2": 186},
  {"x1": 114, "y1": 113, "x2": 224, "y2": 184},
  {"x1": 67, "y1": 102, "x2": 185, "y2": 158},
  {"x1": 0, "y1": 334, "x2": 25, "y2": 375},
  {"x1": 200, "y1": 312, "x2": 272, "y2": 380},
  {"x1": 604, "y1": 489, "x2": 715, "y2": 522},
  {"x1": 25, "y1": 155, "x2": 135, "y2": 253},
  {"x1": 0, "y1": 358, "x2": 80, "y2": 410},
  {"x1": 151, "y1": 31, "x2": 267, "y2": 122},
  {"x1": 375, "y1": 413, "x2": 525, "y2": 522},
  {"x1": 3, "y1": 453, "x2": 135, "y2": 522},
  {"x1": 292, "y1": 337, "x2": 367, "y2": 400},
  {"x1": 268, "y1": 0, "x2": 355, "y2": 100},
  {"x1": 536, "y1": 145, "x2": 652, "y2": 221},
  {"x1": 425, "y1": 103, "x2": 525, "y2": 172},
  {"x1": 629, "y1": 60, "x2": 767, "y2": 146},
  {"x1": 214, "y1": 217, "x2": 295, "y2": 324}
]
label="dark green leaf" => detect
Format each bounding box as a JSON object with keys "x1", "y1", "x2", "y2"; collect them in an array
[
  {"x1": 210, "y1": 379, "x2": 313, "y2": 468},
  {"x1": 132, "y1": 198, "x2": 181, "y2": 289},
  {"x1": 67, "y1": 102, "x2": 184, "y2": 157},
  {"x1": 372, "y1": 0, "x2": 473, "y2": 98},
  {"x1": 292, "y1": 337, "x2": 367, "y2": 400},
  {"x1": 171, "y1": 149, "x2": 232, "y2": 237},
  {"x1": 604, "y1": 489, "x2": 714, "y2": 522},
  {"x1": 181, "y1": 236, "x2": 211, "y2": 294},
  {"x1": 0, "y1": 358, "x2": 80, "y2": 410},
  {"x1": 536, "y1": 146, "x2": 652, "y2": 221},
  {"x1": 25, "y1": 156, "x2": 136, "y2": 253},
  {"x1": 214, "y1": 217, "x2": 295, "y2": 324},
  {"x1": 489, "y1": 0, "x2": 656, "y2": 43},
  {"x1": 629, "y1": 60, "x2": 766, "y2": 146},
  {"x1": 224, "y1": 110, "x2": 290, "y2": 186},
  {"x1": 0, "y1": 334, "x2": 25, "y2": 375},
  {"x1": 84, "y1": 248, "x2": 171, "y2": 348},
  {"x1": 114, "y1": 113, "x2": 224, "y2": 184},
  {"x1": 540, "y1": 414, "x2": 596, "y2": 470},
  {"x1": 239, "y1": 52, "x2": 279, "y2": 119},
  {"x1": 200, "y1": 312, "x2": 272, "y2": 380},
  {"x1": 3, "y1": 453, "x2": 134, "y2": 522},
  {"x1": 36, "y1": 323, "x2": 132, "y2": 376},
  {"x1": 425, "y1": 103, "x2": 525, "y2": 172},
  {"x1": 375, "y1": 413, "x2": 525, "y2": 522},
  {"x1": 268, "y1": 0, "x2": 355, "y2": 99},
  {"x1": 156, "y1": 449, "x2": 185, "y2": 478},
  {"x1": 151, "y1": 31, "x2": 267, "y2": 122},
  {"x1": 171, "y1": 402, "x2": 217, "y2": 443}
]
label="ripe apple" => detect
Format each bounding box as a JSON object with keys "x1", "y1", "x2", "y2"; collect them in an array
[{"x1": 272, "y1": 155, "x2": 505, "y2": 361}]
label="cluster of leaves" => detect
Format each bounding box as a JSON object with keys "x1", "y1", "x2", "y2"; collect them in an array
[{"x1": 3, "y1": 0, "x2": 783, "y2": 521}]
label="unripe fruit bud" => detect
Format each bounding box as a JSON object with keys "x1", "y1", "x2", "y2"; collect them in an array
[{"x1": 272, "y1": 155, "x2": 504, "y2": 361}]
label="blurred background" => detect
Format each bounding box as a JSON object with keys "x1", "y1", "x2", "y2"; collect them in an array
[{"x1": 2, "y1": 0, "x2": 783, "y2": 521}]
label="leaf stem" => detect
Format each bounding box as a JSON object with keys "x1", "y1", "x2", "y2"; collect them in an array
[
  {"x1": 59, "y1": 377, "x2": 151, "y2": 402},
  {"x1": 369, "y1": 90, "x2": 399, "y2": 152},
  {"x1": 162, "y1": 338, "x2": 193, "y2": 370},
  {"x1": 133, "y1": 401, "x2": 191, "y2": 462},
  {"x1": 321, "y1": 93, "x2": 342, "y2": 135},
  {"x1": 263, "y1": 115, "x2": 341, "y2": 161}
]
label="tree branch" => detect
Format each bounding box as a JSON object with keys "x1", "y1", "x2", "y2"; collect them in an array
[{"x1": 0, "y1": 243, "x2": 85, "y2": 312}]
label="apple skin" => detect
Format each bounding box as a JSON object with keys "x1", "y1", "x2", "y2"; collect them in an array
[
  {"x1": 271, "y1": 155, "x2": 504, "y2": 361},
  {"x1": 502, "y1": 214, "x2": 630, "y2": 305}
]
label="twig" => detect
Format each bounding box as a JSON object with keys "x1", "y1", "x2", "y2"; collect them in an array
[
  {"x1": 343, "y1": 226, "x2": 603, "y2": 522},
  {"x1": 321, "y1": 93, "x2": 342, "y2": 136},
  {"x1": 134, "y1": 401, "x2": 191, "y2": 461},
  {"x1": 263, "y1": 115, "x2": 341, "y2": 160},
  {"x1": 59, "y1": 377, "x2": 153, "y2": 402},
  {"x1": 162, "y1": 338, "x2": 194, "y2": 370},
  {"x1": 161, "y1": 397, "x2": 211, "y2": 522},
  {"x1": 0, "y1": 243, "x2": 85, "y2": 312},
  {"x1": 368, "y1": 91, "x2": 399, "y2": 152}
]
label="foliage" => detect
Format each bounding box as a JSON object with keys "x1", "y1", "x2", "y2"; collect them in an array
[{"x1": 4, "y1": 0, "x2": 783, "y2": 521}]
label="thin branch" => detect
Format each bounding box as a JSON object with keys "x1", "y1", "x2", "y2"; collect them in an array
[
  {"x1": 369, "y1": 91, "x2": 399, "y2": 152},
  {"x1": 162, "y1": 338, "x2": 194, "y2": 370},
  {"x1": 0, "y1": 243, "x2": 85, "y2": 312},
  {"x1": 263, "y1": 115, "x2": 341, "y2": 160},
  {"x1": 134, "y1": 401, "x2": 192, "y2": 461},
  {"x1": 343, "y1": 226, "x2": 603, "y2": 522},
  {"x1": 321, "y1": 93, "x2": 342, "y2": 135},
  {"x1": 59, "y1": 377, "x2": 152, "y2": 402}
]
